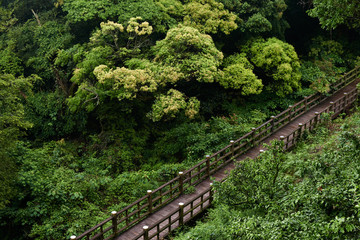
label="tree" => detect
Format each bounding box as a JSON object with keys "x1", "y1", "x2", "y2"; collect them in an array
[
  {"x1": 182, "y1": 0, "x2": 238, "y2": 35},
  {"x1": 153, "y1": 25, "x2": 223, "y2": 83},
  {"x1": 67, "y1": 20, "x2": 199, "y2": 123},
  {"x1": 219, "y1": 53, "x2": 263, "y2": 95},
  {"x1": 61, "y1": 0, "x2": 178, "y2": 33},
  {"x1": 217, "y1": 0, "x2": 288, "y2": 37},
  {"x1": 308, "y1": 0, "x2": 360, "y2": 30},
  {"x1": 0, "y1": 74, "x2": 34, "y2": 208},
  {"x1": 245, "y1": 37, "x2": 301, "y2": 97},
  {"x1": 0, "y1": 4, "x2": 17, "y2": 33}
]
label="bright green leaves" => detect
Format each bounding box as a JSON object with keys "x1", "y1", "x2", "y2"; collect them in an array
[
  {"x1": 308, "y1": 0, "x2": 360, "y2": 30},
  {"x1": 219, "y1": 53, "x2": 263, "y2": 95},
  {"x1": 246, "y1": 37, "x2": 301, "y2": 96},
  {"x1": 221, "y1": 65, "x2": 263, "y2": 95},
  {"x1": 154, "y1": 25, "x2": 223, "y2": 83},
  {"x1": 71, "y1": 46, "x2": 113, "y2": 84},
  {"x1": 90, "y1": 17, "x2": 153, "y2": 51},
  {"x1": 149, "y1": 89, "x2": 200, "y2": 121},
  {"x1": 94, "y1": 65, "x2": 158, "y2": 100},
  {"x1": 183, "y1": 0, "x2": 238, "y2": 34}
]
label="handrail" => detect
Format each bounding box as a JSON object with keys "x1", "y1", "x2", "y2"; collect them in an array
[
  {"x1": 131, "y1": 85, "x2": 359, "y2": 240},
  {"x1": 70, "y1": 66, "x2": 360, "y2": 240}
]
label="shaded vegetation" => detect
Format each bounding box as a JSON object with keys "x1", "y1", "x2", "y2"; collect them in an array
[{"x1": 0, "y1": 0, "x2": 360, "y2": 239}]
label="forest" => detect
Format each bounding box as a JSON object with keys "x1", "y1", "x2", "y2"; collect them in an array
[{"x1": 0, "y1": 0, "x2": 360, "y2": 239}]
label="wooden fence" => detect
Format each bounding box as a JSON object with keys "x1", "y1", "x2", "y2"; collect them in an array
[
  {"x1": 280, "y1": 84, "x2": 359, "y2": 151},
  {"x1": 70, "y1": 66, "x2": 360, "y2": 240}
]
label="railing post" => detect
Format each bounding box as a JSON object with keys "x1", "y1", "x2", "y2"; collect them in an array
[
  {"x1": 70, "y1": 236, "x2": 76, "y2": 240},
  {"x1": 288, "y1": 105, "x2": 293, "y2": 121},
  {"x1": 329, "y1": 101, "x2": 334, "y2": 113},
  {"x1": 179, "y1": 172, "x2": 184, "y2": 195},
  {"x1": 111, "y1": 211, "x2": 118, "y2": 238},
  {"x1": 344, "y1": 92, "x2": 348, "y2": 107},
  {"x1": 314, "y1": 112, "x2": 319, "y2": 127},
  {"x1": 270, "y1": 116, "x2": 275, "y2": 132},
  {"x1": 147, "y1": 190, "x2": 153, "y2": 214},
  {"x1": 179, "y1": 202, "x2": 184, "y2": 226},
  {"x1": 305, "y1": 96, "x2": 308, "y2": 111},
  {"x1": 209, "y1": 183, "x2": 213, "y2": 204},
  {"x1": 143, "y1": 226, "x2": 149, "y2": 240},
  {"x1": 280, "y1": 136, "x2": 286, "y2": 150},
  {"x1": 206, "y1": 155, "x2": 211, "y2": 177},
  {"x1": 230, "y1": 140, "x2": 235, "y2": 157},
  {"x1": 251, "y1": 127, "x2": 256, "y2": 146},
  {"x1": 298, "y1": 123, "x2": 303, "y2": 138}
]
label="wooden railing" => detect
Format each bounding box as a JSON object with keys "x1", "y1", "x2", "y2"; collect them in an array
[
  {"x1": 280, "y1": 85, "x2": 359, "y2": 151},
  {"x1": 70, "y1": 66, "x2": 360, "y2": 240},
  {"x1": 129, "y1": 85, "x2": 359, "y2": 240},
  {"x1": 134, "y1": 186, "x2": 213, "y2": 240}
]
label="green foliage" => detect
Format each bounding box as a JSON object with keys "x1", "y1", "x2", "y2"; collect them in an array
[
  {"x1": 175, "y1": 109, "x2": 360, "y2": 240},
  {"x1": 219, "y1": 53, "x2": 263, "y2": 95},
  {"x1": 244, "y1": 13, "x2": 272, "y2": 33},
  {"x1": 245, "y1": 37, "x2": 302, "y2": 97},
  {"x1": 308, "y1": 0, "x2": 360, "y2": 30},
  {"x1": 154, "y1": 25, "x2": 223, "y2": 83},
  {"x1": 215, "y1": 140, "x2": 286, "y2": 209},
  {"x1": 1, "y1": 138, "x2": 192, "y2": 239},
  {"x1": 0, "y1": 5, "x2": 17, "y2": 33},
  {"x1": 218, "y1": 0, "x2": 288, "y2": 37},
  {"x1": 0, "y1": 74, "x2": 33, "y2": 209},
  {"x1": 300, "y1": 37, "x2": 348, "y2": 93},
  {"x1": 2, "y1": 0, "x2": 360, "y2": 239},
  {"x1": 300, "y1": 61, "x2": 331, "y2": 93},
  {"x1": 309, "y1": 37, "x2": 346, "y2": 68},
  {"x1": 183, "y1": 0, "x2": 238, "y2": 35},
  {"x1": 26, "y1": 20, "x2": 74, "y2": 83},
  {"x1": 25, "y1": 91, "x2": 87, "y2": 140},
  {"x1": 154, "y1": 116, "x2": 258, "y2": 163},
  {"x1": 0, "y1": 45, "x2": 23, "y2": 75},
  {"x1": 149, "y1": 89, "x2": 200, "y2": 122},
  {"x1": 62, "y1": 0, "x2": 177, "y2": 33}
]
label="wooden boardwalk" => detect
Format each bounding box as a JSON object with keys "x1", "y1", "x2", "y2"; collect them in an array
[
  {"x1": 116, "y1": 79, "x2": 360, "y2": 240},
  {"x1": 71, "y1": 67, "x2": 360, "y2": 240}
]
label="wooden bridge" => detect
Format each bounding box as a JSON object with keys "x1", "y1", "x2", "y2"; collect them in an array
[{"x1": 70, "y1": 67, "x2": 360, "y2": 240}]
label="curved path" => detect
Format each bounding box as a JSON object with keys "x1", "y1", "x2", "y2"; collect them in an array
[{"x1": 116, "y1": 79, "x2": 360, "y2": 240}]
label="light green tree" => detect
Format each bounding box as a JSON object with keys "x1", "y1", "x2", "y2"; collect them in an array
[
  {"x1": 153, "y1": 25, "x2": 223, "y2": 83},
  {"x1": 183, "y1": 0, "x2": 238, "y2": 35},
  {"x1": 219, "y1": 53, "x2": 263, "y2": 95},
  {"x1": 245, "y1": 37, "x2": 301, "y2": 96}
]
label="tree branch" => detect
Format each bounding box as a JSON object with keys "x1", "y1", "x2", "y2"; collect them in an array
[
  {"x1": 81, "y1": 87, "x2": 100, "y2": 106},
  {"x1": 31, "y1": 9, "x2": 41, "y2": 26}
]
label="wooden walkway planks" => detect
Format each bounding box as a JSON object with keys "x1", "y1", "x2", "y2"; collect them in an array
[{"x1": 116, "y1": 78, "x2": 360, "y2": 240}]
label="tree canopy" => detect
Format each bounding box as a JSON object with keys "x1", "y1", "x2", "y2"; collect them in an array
[{"x1": 0, "y1": 0, "x2": 360, "y2": 239}]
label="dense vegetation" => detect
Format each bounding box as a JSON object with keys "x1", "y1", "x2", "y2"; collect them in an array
[
  {"x1": 174, "y1": 104, "x2": 360, "y2": 240},
  {"x1": 0, "y1": 0, "x2": 360, "y2": 239}
]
